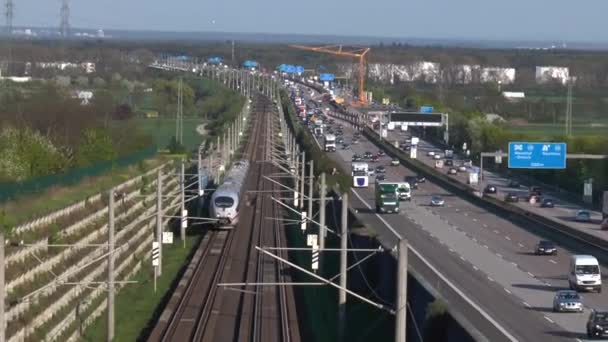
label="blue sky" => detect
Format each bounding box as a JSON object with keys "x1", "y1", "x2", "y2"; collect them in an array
[{"x1": 11, "y1": 0, "x2": 608, "y2": 42}]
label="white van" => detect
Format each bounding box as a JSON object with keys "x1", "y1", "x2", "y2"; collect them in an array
[
  {"x1": 569, "y1": 255, "x2": 602, "y2": 293},
  {"x1": 396, "y1": 182, "x2": 412, "y2": 201}
]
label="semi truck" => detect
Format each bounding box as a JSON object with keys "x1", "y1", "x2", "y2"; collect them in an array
[
  {"x1": 375, "y1": 181, "x2": 400, "y2": 213},
  {"x1": 351, "y1": 162, "x2": 369, "y2": 187},
  {"x1": 324, "y1": 134, "x2": 336, "y2": 152}
]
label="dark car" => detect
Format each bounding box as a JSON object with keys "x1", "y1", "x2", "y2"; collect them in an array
[
  {"x1": 529, "y1": 186, "x2": 542, "y2": 196},
  {"x1": 587, "y1": 310, "x2": 608, "y2": 339},
  {"x1": 535, "y1": 240, "x2": 557, "y2": 255},
  {"x1": 405, "y1": 176, "x2": 418, "y2": 189},
  {"x1": 375, "y1": 165, "x2": 386, "y2": 174},
  {"x1": 508, "y1": 179, "x2": 521, "y2": 188},
  {"x1": 541, "y1": 198, "x2": 555, "y2": 208},
  {"x1": 504, "y1": 192, "x2": 519, "y2": 202},
  {"x1": 364, "y1": 151, "x2": 374, "y2": 159},
  {"x1": 444, "y1": 159, "x2": 454, "y2": 167},
  {"x1": 377, "y1": 150, "x2": 386, "y2": 157},
  {"x1": 371, "y1": 155, "x2": 380, "y2": 163},
  {"x1": 351, "y1": 154, "x2": 361, "y2": 162},
  {"x1": 416, "y1": 175, "x2": 426, "y2": 183},
  {"x1": 484, "y1": 185, "x2": 498, "y2": 194},
  {"x1": 376, "y1": 174, "x2": 386, "y2": 181}
]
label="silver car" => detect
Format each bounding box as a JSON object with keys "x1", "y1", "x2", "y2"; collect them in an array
[
  {"x1": 430, "y1": 196, "x2": 445, "y2": 207},
  {"x1": 575, "y1": 210, "x2": 591, "y2": 223},
  {"x1": 553, "y1": 290, "x2": 583, "y2": 312}
]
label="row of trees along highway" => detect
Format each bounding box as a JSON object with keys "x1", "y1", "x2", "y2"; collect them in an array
[{"x1": 0, "y1": 41, "x2": 244, "y2": 185}]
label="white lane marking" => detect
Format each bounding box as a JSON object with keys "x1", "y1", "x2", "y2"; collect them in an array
[
  {"x1": 455, "y1": 208, "x2": 460, "y2": 212},
  {"x1": 483, "y1": 224, "x2": 488, "y2": 228},
  {"x1": 488, "y1": 276, "x2": 495, "y2": 282},
  {"x1": 493, "y1": 230, "x2": 500, "y2": 234},
  {"x1": 472, "y1": 238, "x2": 478, "y2": 243},
  {"x1": 496, "y1": 253, "x2": 503, "y2": 258},
  {"x1": 549, "y1": 259, "x2": 557, "y2": 264},
  {"x1": 544, "y1": 282, "x2": 552, "y2": 287},
  {"x1": 472, "y1": 218, "x2": 477, "y2": 222},
  {"x1": 464, "y1": 212, "x2": 469, "y2": 216},
  {"x1": 449, "y1": 248, "x2": 455, "y2": 253},
  {"x1": 350, "y1": 188, "x2": 519, "y2": 342},
  {"x1": 460, "y1": 256, "x2": 466, "y2": 261},
  {"x1": 527, "y1": 272, "x2": 535, "y2": 277},
  {"x1": 505, "y1": 236, "x2": 512, "y2": 241},
  {"x1": 473, "y1": 266, "x2": 479, "y2": 271},
  {"x1": 504, "y1": 288, "x2": 512, "y2": 294},
  {"x1": 523, "y1": 302, "x2": 531, "y2": 308},
  {"x1": 483, "y1": 245, "x2": 489, "y2": 249},
  {"x1": 543, "y1": 316, "x2": 554, "y2": 324},
  {"x1": 511, "y1": 262, "x2": 518, "y2": 267},
  {"x1": 518, "y1": 243, "x2": 525, "y2": 248}
]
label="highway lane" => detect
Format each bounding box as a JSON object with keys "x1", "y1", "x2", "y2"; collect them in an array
[
  {"x1": 384, "y1": 128, "x2": 606, "y2": 232},
  {"x1": 292, "y1": 83, "x2": 607, "y2": 340},
  {"x1": 328, "y1": 119, "x2": 608, "y2": 341},
  {"x1": 347, "y1": 186, "x2": 561, "y2": 342}
]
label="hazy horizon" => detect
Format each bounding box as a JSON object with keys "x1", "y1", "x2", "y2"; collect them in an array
[{"x1": 8, "y1": 0, "x2": 608, "y2": 44}]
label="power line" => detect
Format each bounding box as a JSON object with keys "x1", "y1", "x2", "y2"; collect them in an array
[
  {"x1": 60, "y1": 0, "x2": 70, "y2": 37},
  {"x1": 4, "y1": 0, "x2": 13, "y2": 35}
]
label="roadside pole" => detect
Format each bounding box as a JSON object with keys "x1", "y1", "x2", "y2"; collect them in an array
[
  {"x1": 107, "y1": 188, "x2": 115, "y2": 342},
  {"x1": 319, "y1": 173, "x2": 326, "y2": 273},
  {"x1": 338, "y1": 192, "x2": 349, "y2": 341},
  {"x1": 0, "y1": 232, "x2": 5, "y2": 342},
  {"x1": 308, "y1": 160, "x2": 314, "y2": 230},
  {"x1": 395, "y1": 239, "x2": 408, "y2": 342},
  {"x1": 300, "y1": 152, "x2": 306, "y2": 210},
  {"x1": 181, "y1": 159, "x2": 186, "y2": 248},
  {"x1": 156, "y1": 170, "x2": 163, "y2": 276}
]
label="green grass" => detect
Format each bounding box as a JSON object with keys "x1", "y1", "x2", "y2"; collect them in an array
[
  {"x1": 0, "y1": 157, "x2": 166, "y2": 231},
  {"x1": 82, "y1": 234, "x2": 201, "y2": 342},
  {"x1": 504, "y1": 123, "x2": 608, "y2": 138},
  {"x1": 134, "y1": 118, "x2": 205, "y2": 151}
]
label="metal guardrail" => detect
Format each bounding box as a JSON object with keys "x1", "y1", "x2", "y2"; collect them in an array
[{"x1": 323, "y1": 104, "x2": 608, "y2": 263}]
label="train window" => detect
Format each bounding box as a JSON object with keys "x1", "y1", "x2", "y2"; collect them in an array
[{"x1": 214, "y1": 196, "x2": 235, "y2": 208}]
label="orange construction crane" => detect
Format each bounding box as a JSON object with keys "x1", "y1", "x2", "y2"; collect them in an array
[{"x1": 290, "y1": 44, "x2": 371, "y2": 105}]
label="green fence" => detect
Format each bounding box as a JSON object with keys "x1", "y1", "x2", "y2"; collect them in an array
[{"x1": 0, "y1": 146, "x2": 157, "y2": 203}]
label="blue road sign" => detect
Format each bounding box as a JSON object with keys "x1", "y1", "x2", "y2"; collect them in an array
[
  {"x1": 320, "y1": 73, "x2": 335, "y2": 81},
  {"x1": 420, "y1": 106, "x2": 434, "y2": 113},
  {"x1": 508, "y1": 142, "x2": 567, "y2": 169},
  {"x1": 243, "y1": 60, "x2": 259, "y2": 68}
]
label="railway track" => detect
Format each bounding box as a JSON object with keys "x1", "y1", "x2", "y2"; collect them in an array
[{"x1": 148, "y1": 95, "x2": 300, "y2": 342}]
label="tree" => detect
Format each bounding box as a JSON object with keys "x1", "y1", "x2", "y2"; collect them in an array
[
  {"x1": 152, "y1": 79, "x2": 195, "y2": 117},
  {"x1": 75, "y1": 128, "x2": 116, "y2": 167}
]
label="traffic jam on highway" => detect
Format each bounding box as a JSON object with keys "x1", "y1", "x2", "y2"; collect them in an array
[{"x1": 286, "y1": 78, "x2": 608, "y2": 340}]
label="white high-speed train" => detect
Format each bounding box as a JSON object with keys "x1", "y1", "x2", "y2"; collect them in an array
[{"x1": 209, "y1": 160, "x2": 249, "y2": 228}]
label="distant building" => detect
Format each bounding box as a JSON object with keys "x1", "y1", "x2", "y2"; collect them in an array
[
  {"x1": 75, "y1": 90, "x2": 94, "y2": 105},
  {"x1": 485, "y1": 113, "x2": 506, "y2": 123},
  {"x1": 0, "y1": 69, "x2": 32, "y2": 83},
  {"x1": 536, "y1": 66, "x2": 569, "y2": 85},
  {"x1": 480, "y1": 67, "x2": 516, "y2": 84},
  {"x1": 81, "y1": 62, "x2": 96, "y2": 74},
  {"x1": 502, "y1": 91, "x2": 525, "y2": 101},
  {"x1": 37, "y1": 61, "x2": 96, "y2": 74}
]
